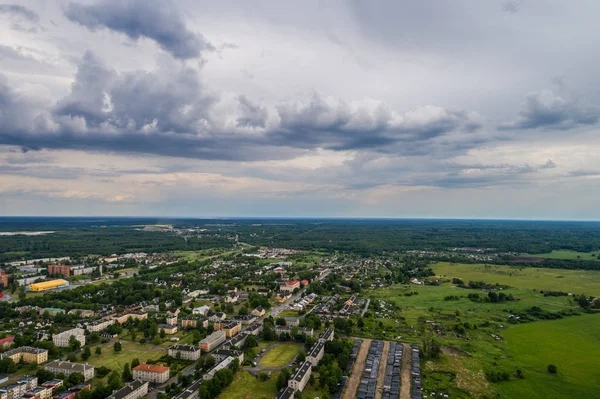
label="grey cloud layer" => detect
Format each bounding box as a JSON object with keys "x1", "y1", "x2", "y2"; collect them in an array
[
  {"x1": 500, "y1": 90, "x2": 600, "y2": 131},
  {"x1": 0, "y1": 4, "x2": 39, "y2": 21},
  {"x1": 0, "y1": 50, "x2": 489, "y2": 161},
  {"x1": 64, "y1": 0, "x2": 214, "y2": 59}
]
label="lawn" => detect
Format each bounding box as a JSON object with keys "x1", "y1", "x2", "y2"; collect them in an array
[
  {"x1": 529, "y1": 250, "x2": 599, "y2": 261},
  {"x1": 87, "y1": 341, "x2": 166, "y2": 371},
  {"x1": 219, "y1": 370, "x2": 280, "y2": 399},
  {"x1": 276, "y1": 309, "x2": 300, "y2": 318},
  {"x1": 433, "y1": 262, "x2": 600, "y2": 295},
  {"x1": 496, "y1": 314, "x2": 600, "y2": 399},
  {"x1": 259, "y1": 343, "x2": 302, "y2": 368}
]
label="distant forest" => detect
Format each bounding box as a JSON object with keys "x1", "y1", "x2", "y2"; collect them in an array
[{"x1": 1, "y1": 217, "x2": 600, "y2": 265}]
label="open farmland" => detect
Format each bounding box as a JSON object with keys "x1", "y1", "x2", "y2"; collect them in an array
[
  {"x1": 529, "y1": 250, "x2": 599, "y2": 261},
  {"x1": 433, "y1": 262, "x2": 600, "y2": 295},
  {"x1": 497, "y1": 314, "x2": 600, "y2": 399}
]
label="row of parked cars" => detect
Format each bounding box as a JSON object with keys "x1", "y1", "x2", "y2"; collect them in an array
[
  {"x1": 357, "y1": 340, "x2": 384, "y2": 399},
  {"x1": 411, "y1": 344, "x2": 422, "y2": 399},
  {"x1": 382, "y1": 341, "x2": 402, "y2": 399}
]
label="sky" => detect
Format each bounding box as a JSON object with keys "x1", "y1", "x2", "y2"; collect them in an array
[{"x1": 1, "y1": 0, "x2": 600, "y2": 219}]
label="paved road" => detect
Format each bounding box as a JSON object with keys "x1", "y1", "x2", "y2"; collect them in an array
[{"x1": 269, "y1": 271, "x2": 330, "y2": 318}]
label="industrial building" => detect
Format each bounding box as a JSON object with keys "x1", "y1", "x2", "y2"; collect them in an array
[{"x1": 28, "y1": 279, "x2": 69, "y2": 292}]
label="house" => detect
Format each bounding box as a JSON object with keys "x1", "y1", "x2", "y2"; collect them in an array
[
  {"x1": 275, "y1": 292, "x2": 292, "y2": 303},
  {"x1": 132, "y1": 364, "x2": 170, "y2": 384},
  {"x1": 168, "y1": 345, "x2": 201, "y2": 361},
  {"x1": 225, "y1": 292, "x2": 239, "y2": 303},
  {"x1": 44, "y1": 361, "x2": 94, "y2": 381},
  {"x1": 257, "y1": 288, "x2": 270, "y2": 297},
  {"x1": 409, "y1": 277, "x2": 422, "y2": 285},
  {"x1": 166, "y1": 313, "x2": 178, "y2": 325},
  {"x1": 301, "y1": 280, "x2": 309, "y2": 287},
  {"x1": 53, "y1": 328, "x2": 86, "y2": 348},
  {"x1": 198, "y1": 330, "x2": 226, "y2": 352},
  {"x1": 0, "y1": 347, "x2": 48, "y2": 364},
  {"x1": 106, "y1": 380, "x2": 148, "y2": 399},
  {"x1": 0, "y1": 336, "x2": 14, "y2": 350},
  {"x1": 225, "y1": 286, "x2": 238, "y2": 294},
  {"x1": 280, "y1": 281, "x2": 300, "y2": 293},
  {"x1": 192, "y1": 306, "x2": 210, "y2": 316},
  {"x1": 251, "y1": 306, "x2": 265, "y2": 317},
  {"x1": 288, "y1": 361, "x2": 312, "y2": 392}
]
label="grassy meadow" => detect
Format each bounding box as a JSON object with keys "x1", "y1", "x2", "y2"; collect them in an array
[
  {"x1": 529, "y1": 250, "x2": 599, "y2": 261},
  {"x1": 364, "y1": 262, "x2": 600, "y2": 398},
  {"x1": 219, "y1": 370, "x2": 281, "y2": 399},
  {"x1": 259, "y1": 343, "x2": 302, "y2": 367}
]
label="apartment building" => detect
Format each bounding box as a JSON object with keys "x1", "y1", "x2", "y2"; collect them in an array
[
  {"x1": 23, "y1": 386, "x2": 52, "y2": 399},
  {"x1": 44, "y1": 361, "x2": 95, "y2": 381},
  {"x1": 213, "y1": 320, "x2": 241, "y2": 338},
  {"x1": 47, "y1": 265, "x2": 71, "y2": 277},
  {"x1": 306, "y1": 341, "x2": 324, "y2": 366},
  {"x1": 221, "y1": 333, "x2": 247, "y2": 350},
  {"x1": 41, "y1": 379, "x2": 63, "y2": 394},
  {"x1": 203, "y1": 357, "x2": 233, "y2": 381},
  {"x1": 0, "y1": 347, "x2": 48, "y2": 364},
  {"x1": 53, "y1": 328, "x2": 86, "y2": 348},
  {"x1": 157, "y1": 324, "x2": 178, "y2": 335},
  {"x1": 106, "y1": 380, "x2": 149, "y2": 399},
  {"x1": 279, "y1": 280, "x2": 300, "y2": 293},
  {"x1": 132, "y1": 364, "x2": 170, "y2": 384},
  {"x1": 318, "y1": 327, "x2": 334, "y2": 343},
  {"x1": 198, "y1": 330, "x2": 226, "y2": 353},
  {"x1": 244, "y1": 321, "x2": 263, "y2": 336},
  {"x1": 212, "y1": 349, "x2": 244, "y2": 365},
  {"x1": 85, "y1": 318, "x2": 115, "y2": 332},
  {"x1": 288, "y1": 361, "x2": 312, "y2": 392},
  {"x1": 168, "y1": 345, "x2": 201, "y2": 361}
]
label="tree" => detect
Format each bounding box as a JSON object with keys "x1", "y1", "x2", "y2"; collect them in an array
[
  {"x1": 95, "y1": 347, "x2": 102, "y2": 356},
  {"x1": 69, "y1": 336, "x2": 82, "y2": 352},
  {"x1": 123, "y1": 363, "x2": 132, "y2": 381},
  {"x1": 131, "y1": 358, "x2": 140, "y2": 369},
  {"x1": 276, "y1": 318, "x2": 286, "y2": 326},
  {"x1": 160, "y1": 329, "x2": 166, "y2": 339},
  {"x1": 547, "y1": 364, "x2": 557, "y2": 374},
  {"x1": 81, "y1": 346, "x2": 91, "y2": 361},
  {"x1": 257, "y1": 371, "x2": 269, "y2": 381},
  {"x1": 75, "y1": 388, "x2": 92, "y2": 399},
  {"x1": 113, "y1": 341, "x2": 122, "y2": 353},
  {"x1": 276, "y1": 368, "x2": 291, "y2": 390},
  {"x1": 68, "y1": 372, "x2": 85, "y2": 385},
  {"x1": 108, "y1": 371, "x2": 123, "y2": 391}
]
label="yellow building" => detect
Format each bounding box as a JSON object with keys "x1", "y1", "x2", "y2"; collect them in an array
[
  {"x1": 28, "y1": 279, "x2": 69, "y2": 292},
  {"x1": 0, "y1": 346, "x2": 49, "y2": 364}
]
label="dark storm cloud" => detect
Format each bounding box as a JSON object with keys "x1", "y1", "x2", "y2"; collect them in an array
[
  {"x1": 0, "y1": 4, "x2": 39, "y2": 22},
  {"x1": 500, "y1": 90, "x2": 600, "y2": 131},
  {"x1": 64, "y1": 0, "x2": 214, "y2": 59}
]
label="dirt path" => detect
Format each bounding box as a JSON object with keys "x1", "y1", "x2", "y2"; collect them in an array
[
  {"x1": 400, "y1": 343, "x2": 412, "y2": 399},
  {"x1": 343, "y1": 338, "x2": 371, "y2": 399},
  {"x1": 375, "y1": 340, "x2": 390, "y2": 399}
]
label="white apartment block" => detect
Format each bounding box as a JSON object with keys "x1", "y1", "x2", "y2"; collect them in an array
[{"x1": 53, "y1": 328, "x2": 86, "y2": 348}]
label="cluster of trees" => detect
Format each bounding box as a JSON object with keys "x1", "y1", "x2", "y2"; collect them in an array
[
  {"x1": 467, "y1": 291, "x2": 515, "y2": 303},
  {"x1": 420, "y1": 336, "x2": 441, "y2": 360},
  {"x1": 197, "y1": 368, "x2": 235, "y2": 399},
  {"x1": 333, "y1": 318, "x2": 354, "y2": 335}
]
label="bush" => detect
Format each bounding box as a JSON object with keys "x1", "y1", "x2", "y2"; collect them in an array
[{"x1": 547, "y1": 364, "x2": 557, "y2": 374}]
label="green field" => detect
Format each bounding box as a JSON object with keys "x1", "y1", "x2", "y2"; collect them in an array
[
  {"x1": 433, "y1": 262, "x2": 600, "y2": 295},
  {"x1": 276, "y1": 310, "x2": 300, "y2": 318},
  {"x1": 87, "y1": 341, "x2": 166, "y2": 371},
  {"x1": 497, "y1": 314, "x2": 600, "y2": 398},
  {"x1": 259, "y1": 343, "x2": 301, "y2": 368},
  {"x1": 219, "y1": 370, "x2": 280, "y2": 399},
  {"x1": 529, "y1": 250, "x2": 599, "y2": 261},
  {"x1": 365, "y1": 262, "x2": 600, "y2": 398}
]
